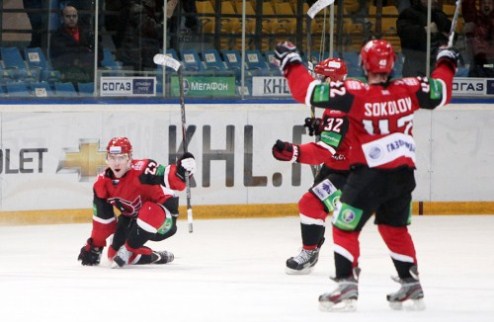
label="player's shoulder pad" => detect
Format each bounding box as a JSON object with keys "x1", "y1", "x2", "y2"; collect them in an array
[
  {"x1": 131, "y1": 158, "x2": 150, "y2": 171},
  {"x1": 393, "y1": 76, "x2": 421, "y2": 87},
  {"x1": 93, "y1": 170, "x2": 111, "y2": 197},
  {"x1": 344, "y1": 79, "x2": 367, "y2": 93}
]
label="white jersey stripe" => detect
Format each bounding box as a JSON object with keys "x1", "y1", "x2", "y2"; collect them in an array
[
  {"x1": 316, "y1": 141, "x2": 337, "y2": 155},
  {"x1": 163, "y1": 165, "x2": 172, "y2": 188},
  {"x1": 333, "y1": 244, "x2": 354, "y2": 263},
  {"x1": 305, "y1": 79, "x2": 322, "y2": 107},
  {"x1": 300, "y1": 213, "x2": 325, "y2": 226},
  {"x1": 93, "y1": 215, "x2": 116, "y2": 225},
  {"x1": 436, "y1": 78, "x2": 448, "y2": 108},
  {"x1": 137, "y1": 218, "x2": 158, "y2": 234},
  {"x1": 390, "y1": 251, "x2": 414, "y2": 263}
]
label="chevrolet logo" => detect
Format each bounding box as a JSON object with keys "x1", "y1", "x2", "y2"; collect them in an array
[{"x1": 57, "y1": 139, "x2": 107, "y2": 181}]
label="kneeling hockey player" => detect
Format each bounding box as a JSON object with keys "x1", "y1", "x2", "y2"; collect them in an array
[{"x1": 78, "y1": 136, "x2": 196, "y2": 268}]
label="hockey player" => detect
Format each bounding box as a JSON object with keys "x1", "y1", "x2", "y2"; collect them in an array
[
  {"x1": 77, "y1": 137, "x2": 196, "y2": 268},
  {"x1": 272, "y1": 57, "x2": 351, "y2": 275},
  {"x1": 274, "y1": 39, "x2": 458, "y2": 311}
]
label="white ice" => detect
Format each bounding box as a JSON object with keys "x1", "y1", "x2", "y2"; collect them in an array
[{"x1": 1, "y1": 215, "x2": 493, "y2": 322}]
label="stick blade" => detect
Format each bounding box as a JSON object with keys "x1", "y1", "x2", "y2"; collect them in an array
[
  {"x1": 153, "y1": 53, "x2": 182, "y2": 71},
  {"x1": 187, "y1": 208, "x2": 193, "y2": 233},
  {"x1": 307, "y1": 0, "x2": 334, "y2": 18}
]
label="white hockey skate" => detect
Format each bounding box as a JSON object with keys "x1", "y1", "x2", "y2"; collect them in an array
[
  {"x1": 111, "y1": 245, "x2": 132, "y2": 268},
  {"x1": 387, "y1": 266, "x2": 425, "y2": 311},
  {"x1": 319, "y1": 268, "x2": 360, "y2": 312},
  {"x1": 285, "y1": 248, "x2": 319, "y2": 275}
]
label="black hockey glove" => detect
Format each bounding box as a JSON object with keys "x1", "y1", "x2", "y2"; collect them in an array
[
  {"x1": 78, "y1": 238, "x2": 103, "y2": 266},
  {"x1": 176, "y1": 152, "x2": 196, "y2": 181},
  {"x1": 436, "y1": 47, "x2": 460, "y2": 71},
  {"x1": 304, "y1": 117, "x2": 323, "y2": 136},
  {"x1": 274, "y1": 41, "x2": 302, "y2": 72},
  {"x1": 272, "y1": 140, "x2": 299, "y2": 162}
]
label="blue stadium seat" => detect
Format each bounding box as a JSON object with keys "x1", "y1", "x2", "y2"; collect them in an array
[
  {"x1": 1, "y1": 47, "x2": 36, "y2": 81},
  {"x1": 41, "y1": 69, "x2": 62, "y2": 83},
  {"x1": 263, "y1": 51, "x2": 282, "y2": 76},
  {"x1": 0, "y1": 66, "x2": 15, "y2": 84},
  {"x1": 245, "y1": 50, "x2": 269, "y2": 71},
  {"x1": 201, "y1": 49, "x2": 226, "y2": 71},
  {"x1": 1, "y1": 47, "x2": 26, "y2": 69},
  {"x1": 101, "y1": 48, "x2": 123, "y2": 70},
  {"x1": 55, "y1": 82, "x2": 78, "y2": 97},
  {"x1": 77, "y1": 82, "x2": 95, "y2": 96},
  {"x1": 166, "y1": 48, "x2": 179, "y2": 61},
  {"x1": 180, "y1": 49, "x2": 204, "y2": 71},
  {"x1": 221, "y1": 49, "x2": 242, "y2": 71},
  {"x1": 6, "y1": 83, "x2": 32, "y2": 97},
  {"x1": 456, "y1": 67, "x2": 469, "y2": 77},
  {"x1": 31, "y1": 82, "x2": 54, "y2": 97},
  {"x1": 24, "y1": 47, "x2": 51, "y2": 70}
]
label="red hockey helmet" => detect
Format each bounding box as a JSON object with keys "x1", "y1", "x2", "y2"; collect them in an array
[
  {"x1": 360, "y1": 39, "x2": 396, "y2": 74},
  {"x1": 314, "y1": 57, "x2": 348, "y2": 81},
  {"x1": 106, "y1": 137, "x2": 133, "y2": 154}
]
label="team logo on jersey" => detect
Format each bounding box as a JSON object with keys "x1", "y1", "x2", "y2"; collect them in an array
[
  {"x1": 322, "y1": 182, "x2": 332, "y2": 193},
  {"x1": 108, "y1": 196, "x2": 142, "y2": 216},
  {"x1": 311, "y1": 179, "x2": 337, "y2": 201},
  {"x1": 342, "y1": 209, "x2": 356, "y2": 223},
  {"x1": 368, "y1": 146, "x2": 382, "y2": 160}
]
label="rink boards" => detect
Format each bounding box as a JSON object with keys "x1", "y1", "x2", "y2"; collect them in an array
[{"x1": 0, "y1": 103, "x2": 492, "y2": 224}]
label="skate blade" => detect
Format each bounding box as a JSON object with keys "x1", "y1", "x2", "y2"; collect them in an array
[
  {"x1": 389, "y1": 299, "x2": 425, "y2": 311},
  {"x1": 285, "y1": 266, "x2": 313, "y2": 275},
  {"x1": 111, "y1": 257, "x2": 126, "y2": 269},
  {"x1": 319, "y1": 299, "x2": 357, "y2": 312}
]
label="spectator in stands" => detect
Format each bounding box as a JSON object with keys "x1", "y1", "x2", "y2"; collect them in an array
[
  {"x1": 462, "y1": 0, "x2": 494, "y2": 77},
  {"x1": 397, "y1": 0, "x2": 451, "y2": 77},
  {"x1": 23, "y1": 0, "x2": 47, "y2": 48},
  {"x1": 168, "y1": 0, "x2": 200, "y2": 51},
  {"x1": 50, "y1": 4, "x2": 102, "y2": 84},
  {"x1": 66, "y1": 0, "x2": 95, "y2": 28},
  {"x1": 116, "y1": 0, "x2": 164, "y2": 70}
]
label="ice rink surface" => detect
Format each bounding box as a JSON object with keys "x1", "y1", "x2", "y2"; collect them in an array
[{"x1": 1, "y1": 215, "x2": 493, "y2": 322}]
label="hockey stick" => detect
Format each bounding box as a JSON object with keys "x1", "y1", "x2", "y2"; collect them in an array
[
  {"x1": 306, "y1": 19, "x2": 319, "y2": 178},
  {"x1": 307, "y1": 0, "x2": 335, "y2": 19},
  {"x1": 154, "y1": 53, "x2": 194, "y2": 233},
  {"x1": 306, "y1": 1, "x2": 334, "y2": 178},
  {"x1": 447, "y1": 0, "x2": 462, "y2": 47}
]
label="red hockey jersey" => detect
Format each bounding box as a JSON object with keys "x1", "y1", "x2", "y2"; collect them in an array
[
  {"x1": 285, "y1": 62, "x2": 454, "y2": 169},
  {"x1": 287, "y1": 68, "x2": 351, "y2": 170},
  {"x1": 90, "y1": 159, "x2": 186, "y2": 246}
]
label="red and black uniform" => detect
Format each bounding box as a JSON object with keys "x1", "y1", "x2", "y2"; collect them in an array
[
  {"x1": 289, "y1": 75, "x2": 352, "y2": 249},
  {"x1": 284, "y1": 60, "x2": 454, "y2": 279},
  {"x1": 91, "y1": 159, "x2": 185, "y2": 264}
]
